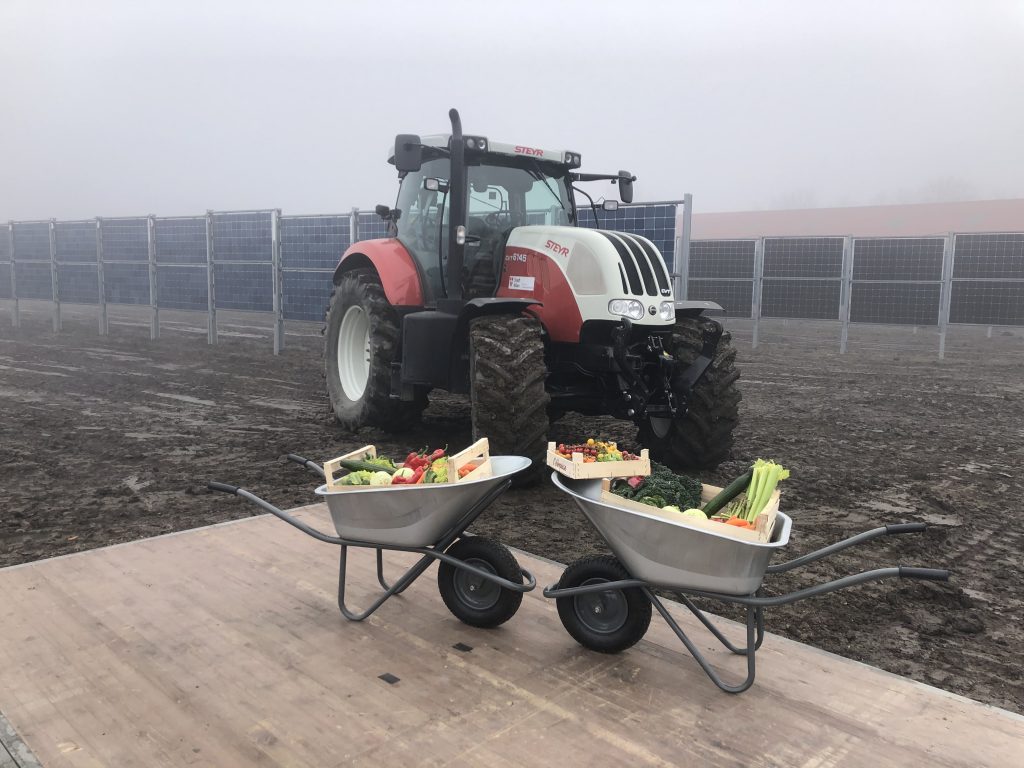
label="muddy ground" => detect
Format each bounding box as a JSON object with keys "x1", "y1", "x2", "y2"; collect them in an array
[{"x1": 1, "y1": 303, "x2": 1022, "y2": 713}]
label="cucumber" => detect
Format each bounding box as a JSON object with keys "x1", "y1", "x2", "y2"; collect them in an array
[
  {"x1": 337, "y1": 458, "x2": 395, "y2": 474},
  {"x1": 702, "y1": 469, "x2": 753, "y2": 517}
]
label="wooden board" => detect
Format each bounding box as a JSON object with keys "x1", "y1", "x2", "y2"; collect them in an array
[
  {"x1": 0, "y1": 507, "x2": 1021, "y2": 767},
  {"x1": 546, "y1": 442, "x2": 650, "y2": 479}
]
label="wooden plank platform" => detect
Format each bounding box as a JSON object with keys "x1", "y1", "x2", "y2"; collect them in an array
[{"x1": 0, "y1": 505, "x2": 1021, "y2": 767}]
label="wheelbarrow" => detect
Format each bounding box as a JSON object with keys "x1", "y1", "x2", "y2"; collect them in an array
[
  {"x1": 207, "y1": 453, "x2": 536, "y2": 628},
  {"x1": 544, "y1": 474, "x2": 951, "y2": 693}
]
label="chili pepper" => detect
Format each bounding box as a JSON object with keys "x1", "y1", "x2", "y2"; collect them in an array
[
  {"x1": 428, "y1": 447, "x2": 446, "y2": 461},
  {"x1": 411, "y1": 467, "x2": 425, "y2": 484}
]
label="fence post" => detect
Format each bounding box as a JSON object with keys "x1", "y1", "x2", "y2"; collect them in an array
[
  {"x1": 839, "y1": 235, "x2": 854, "y2": 353},
  {"x1": 96, "y1": 218, "x2": 108, "y2": 335},
  {"x1": 350, "y1": 207, "x2": 360, "y2": 245},
  {"x1": 937, "y1": 232, "x2": 955, "y2": 359},
  {"x1": 751, "y1": 237, "x2": 764, "y2": 349},
  {"x1": 49, "y1": 219, "x2": 61, "y2": 332},
  {"x1": 676, "y1": 193, "x2": 692, "y2": 299},
  {"x1": 271, "y1": 209, "x2": 284, "y2": 354},
  {"x1": 206, "y1": 210, "x2": 217, "y2": 345},
  {"x1": 7, "y1": 222, "x2": 17, "y2": 328},
  {"x1": 147, "y1": 215, "x2": 159, "y2": 340}
]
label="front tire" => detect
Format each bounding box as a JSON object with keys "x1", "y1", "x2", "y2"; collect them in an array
[
  {"x1": 555, "y1": 555, "x2": 651, "y2": 654},
  {"x1": 324, "y1": 270, "x2": 426, "y2": 431},
  {"x1": 468, "y1": 315, "x2": 550, "y2": 485},
  {"x1": 437, "y1": 536, "x2": 525, "y2": 628},
  {"x1": 638, "y1": 315, "x2": 740, "y2": 470}
]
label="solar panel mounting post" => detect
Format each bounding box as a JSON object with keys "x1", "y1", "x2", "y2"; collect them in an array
[
  {"x1": 839, "y1": 235, "x2": 854, "y2": 353},
  {"x1": 49, "y1": 219, "x2": 61, "y2": 332},
  {"x1": 751, "y1": 237, "x2": 765, "y2": 349},
  {"x1": 271, "y1": 208, "x2": 284, "y2": 355},
  {"x1": 206, "y1": 210, "x2": 217, "y2": 345},
  {"x1": 96, "y1": 218, "x2": 108, "y2": 335},
  {"x1": 147, "y1": 215, "x2": 159, "y2": 339},
  {"x1": 7, "y1": 222, "x2": 16, "y2": 328},
  {"x1": 937, "y1": 233, "x2": 954, "y2": 359},
  {"x1": 676, "y1": 193, "x2": 693, "y2": 299}
]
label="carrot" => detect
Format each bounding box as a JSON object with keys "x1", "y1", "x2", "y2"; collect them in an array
[{"x1": 725, "y1": 517, "x2": 753, "y2": 528}]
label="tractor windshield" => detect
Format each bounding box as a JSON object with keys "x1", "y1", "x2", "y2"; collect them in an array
[{"x1": 394, "y1": 154, "x2": 572, "y2": 302}]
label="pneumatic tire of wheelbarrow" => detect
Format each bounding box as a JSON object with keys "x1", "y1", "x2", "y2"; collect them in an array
[
  {"x1": 555, "y1": 555, "x2": 651, "y2": 654},
  {"x1": 437, "y1": 537, "x2": 524, "y2": 628}
]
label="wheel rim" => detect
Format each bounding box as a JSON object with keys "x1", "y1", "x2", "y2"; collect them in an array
[
  {"x1": 573, "y1": 577, "x2": 628, "y2": 634},
  {"x1": 337, "y1": 305, "x2": 371, "y2": 401},
  {"x1": 453, "y1": 558, "x2": 500, "y2": 611}
]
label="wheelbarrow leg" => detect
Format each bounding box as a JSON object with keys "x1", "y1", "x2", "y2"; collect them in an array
[
  {"x1": 336, "y1": 545, "x2": 439, "y2": 621},
  {"x1": 676, "y1": 593, "x2": 765, "y2": 655},
  {"x1": 645, "y1": 588, "x2": 757, "y2": 694}
]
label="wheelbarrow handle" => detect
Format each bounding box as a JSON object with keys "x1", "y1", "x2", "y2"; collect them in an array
[
  {"x1": 208, "y1": 481, "x2": 345, "y2": 545},
  {"x1": 286, "y1": 453, "x2": 326, "y2": 479},
  {"x1": 899, "y1": 566, "x2": 950, "y2": 582},
  {"x1": 766, "y1": 522, "x2": 929, "y2": 574}
]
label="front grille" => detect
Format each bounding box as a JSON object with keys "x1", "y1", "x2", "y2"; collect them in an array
[{"x1": 599, "y1": 231, "x2": 671, "y2": 297}]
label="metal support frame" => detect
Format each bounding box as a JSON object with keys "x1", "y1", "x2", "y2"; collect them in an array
[
  {"x1": 210, "y1": 470, "x2": 535, "y2": 624},
  {"x1": 96, "y1": 218, "x2": 108, "y2": 335},
  {"x1": 7, "y1": 222, "x2": 17, "y2": 328},
  {"x1": 839, "y1": 235, "x2": 854, "y2": 353},
  {"x1": 937, "y1": 233, "x2": 955, "y2": 359},
  {"x1": 674, "y1": 193, "x2": 693, "y2": 299},
  {"x1": 147, "y1": 215, "x2": 159, "y2": 339},
  {"x1": 205, "y1": 210, "x2": 217, "y2": 345},
  {"x1": 542, "y1": 522, "x2": 946, "y2": 694},
  {"x1": 751, "y1": 237, "x2": 765, "y2": 349},
  {"x1": 349, "y1": 206, "x2": 360, "y2": 245},
  {"x1": 271, "y1": 208, "x2": 284, "y2": 354},
  {"x1": 48, "y1": 219, "x2": 61, "y2": 332}
]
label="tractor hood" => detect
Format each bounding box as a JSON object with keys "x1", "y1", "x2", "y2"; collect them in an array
[{"x1": 499, "y1": 225, "x2": 677, "y2": 337}]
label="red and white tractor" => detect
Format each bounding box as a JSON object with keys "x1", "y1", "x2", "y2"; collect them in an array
[{"x1": 325, "y1": 109, "x2": 739, "y2": 481}]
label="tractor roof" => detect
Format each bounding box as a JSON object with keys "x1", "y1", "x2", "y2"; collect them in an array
[{"x1": 388, "y1": 134, "x2": 580, "y2": 168}]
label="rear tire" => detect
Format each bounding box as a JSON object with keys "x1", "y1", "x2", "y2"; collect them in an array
[
  {"x1": 323, "y1": 270, "x2": 426, "y2": 431},
  {"x1": 468, "y1": 315, "x2": 550, "y2": 485},
  {"x1": 437, "y1": 536, "x2": 524, "y2": 628},
  {"x1": 638, "y1": 315, "x2": 740, "y2": 470},
  {"x1": 555, "y1": 555, "x2": 651, "y2": 653}
]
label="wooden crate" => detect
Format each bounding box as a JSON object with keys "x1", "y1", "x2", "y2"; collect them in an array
[
  {"x1": 599, "y1": 479, "x2": 780, "y2": 543},
  {"x1": 546, "y1": 442, "x2": 651, "y2": 480},
  {"x1": 323, "y1": 438, "x2": 492, "y2": 491}
]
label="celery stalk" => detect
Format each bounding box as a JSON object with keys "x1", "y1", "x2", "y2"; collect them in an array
[{"x1": 745, "y1": 460, "x2": 790, "y2": 522}]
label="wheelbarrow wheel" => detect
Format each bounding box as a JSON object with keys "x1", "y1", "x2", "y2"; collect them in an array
[
  {"x1": 437, "y1": 536, "x2": 524, "y2": 628},
  {"x1": 555, "y1": 555, "x2": 651, "y2": 654}
]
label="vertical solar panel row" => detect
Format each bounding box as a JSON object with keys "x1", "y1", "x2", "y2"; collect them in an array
[
  {"x1": 850, "y1": 238, "x2": 945, "y2": 325},
  {"x1": 761, "y1": 238, "x2": 844, "y2": 320},
  {"x1": 685, "y1": 240, "x2": 756, "y2": 316},
  {"x1": 211, "y1": 212, "x2": 273, "y2": 312},
  {"x1": 280, "y1": 214, "x2": 350, "y2": 321},
  {"x1": 950, "y1": 233, "x2": 1024, "y2": 326},
  {"x1": 154, "y1": 217, "x2": 207, "y2": 310},
  {"x1": 12, "y1": 222, "x2": 52, "y2": 299},
  {"x1": 101, "y1": 218, "x2": 150, "y2": 305},
  {"x1": 56, "y1": 221, "x2": 99, "y2": 304}
]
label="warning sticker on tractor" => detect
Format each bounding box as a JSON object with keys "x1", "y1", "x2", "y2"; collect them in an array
[{"x1": 508, "y1": 276, "x2": 536, "y2": 291}]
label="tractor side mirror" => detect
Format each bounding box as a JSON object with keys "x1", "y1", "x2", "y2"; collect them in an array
[
  {"x1": 423, "y1": 177, "x2": 449, "y2": 194},
  {"x1": 375, "y1": 204, "x2": 391, "y2": 219},
  {"x1": 617, "y1": 171, "x2": 634, "y2": 204},
  {"x1": 394, "y1": 134, "x2": 422, "y2": 173},
  {"x1": 602, "y1": 200, "x2": 619, "y2": 211}
]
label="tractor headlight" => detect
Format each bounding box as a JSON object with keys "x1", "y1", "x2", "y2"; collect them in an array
[
  {"x1": 659, "y1": 301, "x2": 675, "y2": 321},
  {"x1": 608, "y1": 299, "x2": 645, "y2": 321}
]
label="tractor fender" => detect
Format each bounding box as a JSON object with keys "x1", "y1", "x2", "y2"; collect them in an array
[
  {"x1": 333, "y1": 239, "x2": 424, "y2": 308},
  {"x1": 674, "y1": 299, "x2": 723, "y2": 319}
]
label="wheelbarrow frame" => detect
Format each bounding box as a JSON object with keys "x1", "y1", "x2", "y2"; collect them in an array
[
  {"x1": 209, "y1": 454, "x2": 536, "y2": 623},
  {"x1": 543, "y1": 522, "x2": 950, "y2": 694}
]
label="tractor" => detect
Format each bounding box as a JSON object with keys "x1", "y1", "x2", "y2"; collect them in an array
[{"x1": 325, "y1": 109, "x2": 739, "y2": 482}]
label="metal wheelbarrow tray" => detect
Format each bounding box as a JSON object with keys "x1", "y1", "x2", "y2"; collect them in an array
[
  {"x1": 545, "y1": 473, "x2": 951, "y2": 694},
  {"x1": 208, "y1": 454, "x2": 537, "y2": 629}
]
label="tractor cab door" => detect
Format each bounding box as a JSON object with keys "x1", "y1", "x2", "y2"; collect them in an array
[{"x1": 394, "y1": 156, "x2": 451, "y2": 306}]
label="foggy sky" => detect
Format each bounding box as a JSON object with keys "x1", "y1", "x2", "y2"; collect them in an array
[{"x1": 2, "y1": 0, "x2": 1023, "y2": 221}]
